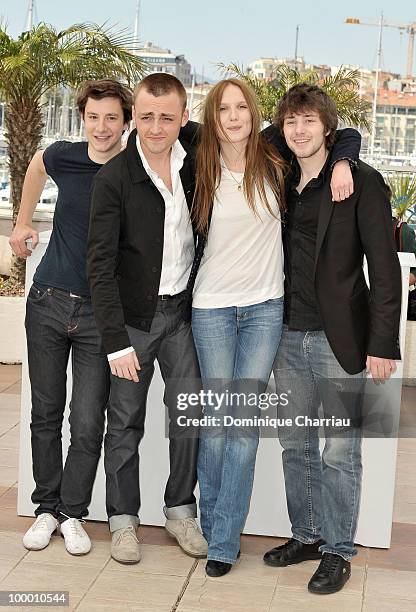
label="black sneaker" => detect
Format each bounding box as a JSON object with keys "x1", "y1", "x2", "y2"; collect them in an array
[
  {"x1": 205, "y1": 551, "x2": 240, "y2": 578},
  {"x1": 308, "y1": 553, "x2": 351, "y2": 594},
  {"x1": 206, "y1": 560, "x2": 232, "y2": 577},
  {"x1": 263, "y1": 538, "x2": 325, "y2": 567}
]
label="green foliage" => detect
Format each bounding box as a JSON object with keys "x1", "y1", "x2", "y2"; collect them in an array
[
  {"x1": 219, "y1": 63, "x2": 371, "y2": 129},
  {"x1": 386, "y1": 173, "x2": 416, "y2": 222},
  {"x1": 0, "y1": 22, "x2": 147, "y2": 105},
  {"x1": 0, "y1": 22, "x2": 147, "y2": 291},
  {"x1": 218, "y1": 63, "x2": 281, "y2": 124}
]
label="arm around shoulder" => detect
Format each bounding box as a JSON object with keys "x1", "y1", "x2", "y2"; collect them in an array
[
  {"x1": 179, "y1": 120, "x2": 200, "y2": 145},
  {"x1": 327, "y1": 129, "x2": 361, "y2": 202},
  {"x1": 261, "y1": 124, "x2": 292, "y2": 161},
  {"x1": 331, "y1": 128, "x2": 361, "y2": 166}
]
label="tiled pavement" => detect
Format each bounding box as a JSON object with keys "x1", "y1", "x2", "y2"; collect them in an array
[{"x1": 0, "y1": 365, "x2": 415, "y2": 611}]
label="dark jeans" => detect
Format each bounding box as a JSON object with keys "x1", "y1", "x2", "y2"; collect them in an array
[
  {"x1": 25, "y1": 284, "x2": 110, "y2": 521},
  {"x1": 105, "y1": 294, "x2": 201, "y2": 532}
]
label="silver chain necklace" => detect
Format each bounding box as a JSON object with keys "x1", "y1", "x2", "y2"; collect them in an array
[{"x1": 221, "y1": 156, "x2": 244, "y2": 191}]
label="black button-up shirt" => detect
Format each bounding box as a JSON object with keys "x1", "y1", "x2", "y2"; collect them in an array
[{"x1": 283, "y1": 156, "x2": 332, "y2": 331}]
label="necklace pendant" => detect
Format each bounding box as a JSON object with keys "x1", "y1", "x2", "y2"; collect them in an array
[{"x1": 237, "y1": 184, "x2": 242, "y2": 191}]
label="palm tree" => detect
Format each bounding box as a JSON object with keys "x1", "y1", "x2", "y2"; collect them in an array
[
  {"x1": 220, "y1": 63, "x2": 371, "y2": 129},
  {"x1": 0, "y1": 22, "x2": 147, "y2": 291},
  {"x1": 386, "y1": 172, "x2": 416, "y2": 222}
]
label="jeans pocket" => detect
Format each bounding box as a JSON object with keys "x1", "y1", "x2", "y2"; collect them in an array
[{"x1": 27, "y1": 283, "x2": 50, "y2": 303}]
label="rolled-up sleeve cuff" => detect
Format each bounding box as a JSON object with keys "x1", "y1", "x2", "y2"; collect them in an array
[{"x1": 107, "y1": 346, "x2": 135, "y2": 362}]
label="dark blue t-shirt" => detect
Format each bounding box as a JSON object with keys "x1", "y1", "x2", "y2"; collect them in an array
[{"x1": 34, "y1": 141, "x2": 102, "y2": 297}]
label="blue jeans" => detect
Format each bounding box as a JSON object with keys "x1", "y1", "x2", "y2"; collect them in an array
[
  {"x1": 25, "y1": 284, "x2": 110, "y2": 521},
  {"x1": 192, "y1": 297, "x2": 284, "y2": 564},
  {"x1": 273, "y1": 326, "x2": 364, "y2": 560}
]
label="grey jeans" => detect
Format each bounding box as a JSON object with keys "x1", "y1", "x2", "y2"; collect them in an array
[{"x1": 105, "y1": 294, "x2": 201, "y2": 532}]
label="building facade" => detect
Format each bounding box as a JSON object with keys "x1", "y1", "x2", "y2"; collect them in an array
[
  {"x1": 138, "y1": 42, "x2": 192, "y2": 87},
  {"x1": 247, "y1": 57, "x2": 332, "y2": 80},
  {"x1": 247, "y1": 55, "x2": 416, "y2": 158}
]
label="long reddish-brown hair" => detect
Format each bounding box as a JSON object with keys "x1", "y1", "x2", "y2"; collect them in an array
[{"x1": 193, "y1": 78, "x2": 287, "y2": 234}]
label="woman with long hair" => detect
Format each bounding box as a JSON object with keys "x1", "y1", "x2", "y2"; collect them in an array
[
  {"x1": 190, "y1": 78, "x2": 287, "y2": 577},
  {"x1": 189, "y1": 77, "x2": 360, "y2": 578}
]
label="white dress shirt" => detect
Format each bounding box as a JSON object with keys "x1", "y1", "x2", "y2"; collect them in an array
[{"x1": 107, "y1": 136, "x2": 194, "y2": 362}]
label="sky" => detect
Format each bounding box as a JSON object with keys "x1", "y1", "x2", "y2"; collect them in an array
[{"x1": 1, "y1": 1, "x2": 415, "y2": 80}]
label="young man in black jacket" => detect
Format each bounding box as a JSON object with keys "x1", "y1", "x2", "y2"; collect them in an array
[
  {"x1": 263, "y1": 84, "x2": 401, "y2": 594},
  {"x1": 87, "y1": 73, "x2": 207, "y2": 564}
]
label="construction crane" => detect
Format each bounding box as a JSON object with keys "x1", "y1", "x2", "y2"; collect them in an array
[
  {"x1": 345, "y1": 16, "x2": 416, "y2": 79},
  {"x1": 133, "y1": 0, "x2": 141, "y2": 50},
  {"x1": 24, "y1": 0, "x2": 37, "y2": 31}
]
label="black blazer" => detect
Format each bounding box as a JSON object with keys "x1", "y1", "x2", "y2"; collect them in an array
[
  {"x1": 87, "y1": 129, "x2": 196, "y2": 355},
  {"x1": 312, "y1": 160, "x2": 401, "y2": 374}
]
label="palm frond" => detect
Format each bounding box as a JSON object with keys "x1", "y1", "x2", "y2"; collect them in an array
[
  {"x1": 386, "y1": 173, "x2": 416, "y2": 221},
  {"x1": 220, "y1": 62, "x2": 371, "y2": 128},
  {"x1": 0, "y1": 22, "x2": 147, "y2": 103},
  {"x1": 0, "y1": 20, "x2": 149, "y2": 289}
]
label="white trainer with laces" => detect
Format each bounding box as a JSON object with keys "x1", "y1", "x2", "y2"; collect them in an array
[
  {"x1": 23, "y1": 513, "x2": 59, "y2": 550},
  {"x1": 60, "y1": 518, "x2": 91, "y2": 555}
]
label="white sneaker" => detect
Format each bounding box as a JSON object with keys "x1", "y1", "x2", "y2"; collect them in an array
[
  {"x1": 23, "y1": 513, "x2": 59, "y2": 550},
  {"x1": 60, "y1": 518, "x2": 91, "y2": 555}
]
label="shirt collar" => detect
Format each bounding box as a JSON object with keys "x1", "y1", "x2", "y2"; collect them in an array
[
  {"x1": 289, "y1": 149, "x2": 332, "y2": 190},
  {"x1": 135, "y1": 135, "x2": 186, "y2": 178}
]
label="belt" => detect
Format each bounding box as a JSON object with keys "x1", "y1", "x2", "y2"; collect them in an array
[
  {"x1": 33, "y1": 284, "x2": 85, "y2": 299},
  {"x1": 158, "y1": 290, "x2": 186, "y2": 301}
]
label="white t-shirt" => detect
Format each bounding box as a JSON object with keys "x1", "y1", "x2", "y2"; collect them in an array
[{"x1": 192, "y1": 168, "x2": 284, "y2": 309}]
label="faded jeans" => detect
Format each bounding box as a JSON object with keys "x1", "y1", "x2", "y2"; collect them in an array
[
  {"x1": 273, "y1": 326, "x2": 365, "y2": 560},
  {"x1": 192, "y1": 297, "x2": 284, "y2": 564}
]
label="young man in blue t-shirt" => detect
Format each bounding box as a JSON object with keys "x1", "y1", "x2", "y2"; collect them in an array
[{"x1": 9, "y1": 79, "x2": 132, "y2": 556}]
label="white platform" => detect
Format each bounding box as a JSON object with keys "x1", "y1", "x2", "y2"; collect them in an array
[
  {"x1": 404, "y1": 319, "x2": 416, "y2": 380},
  {"x1": 17, "y1": 232, "x2": 416, "y2": 548}
]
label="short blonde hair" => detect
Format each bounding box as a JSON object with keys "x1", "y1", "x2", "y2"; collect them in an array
[{"x1": 134, "y1": 73, "x2": 187, "y2": 110}]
